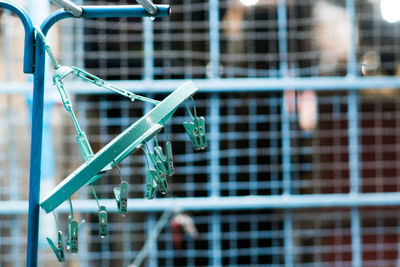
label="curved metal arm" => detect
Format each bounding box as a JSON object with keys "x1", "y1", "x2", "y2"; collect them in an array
[{"x1": 0, "y1": 0, "x2": 34, "y2": 73}]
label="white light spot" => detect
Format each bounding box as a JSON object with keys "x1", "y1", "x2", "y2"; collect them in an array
[
  {"x1": 381, "y1": 0, "x2": 400, "y2": 23},
  {"x1": 240, "y1": 0, "x2": 259, "y2": 7}
]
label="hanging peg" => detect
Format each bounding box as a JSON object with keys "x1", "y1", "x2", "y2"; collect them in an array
[
  {"x1": 183, "y1": 98, "x2": 207, "y2": 151},
  {"x1": 145, "y1": 169, "x2": 158, "y2": 199},
  {"x1": 165, "y1": 141, "x2": 175, "y2": 176},
  {"x1": 154, "y1": 140, "x2": 175, "y2": 176},
  {"x1": 66, "y1": 199, "x2": 85, "y2": 254},
  {"x1": 183, "y1": 120, "x2": 201, "y2": 150},
  {"x1": 114, "y1": 181, "x2": 128, "y2": 216},
  {"x1": 91, "y1": 185, "x2": 107, "y2": 238},
  {"x1": 66, "y1": 217, "x2": 78, "y2": 254},
  {"x1": 98, "y1": 206, "x2": 108, "y2": 238},
  {"x1": 149, "y1": 151, "x2": 168, "y2": 194},
  {"x1": 46, "y1": 231, "x2": 65, "y2": 262},
  {"x1": 195, "y1": 116, "x2": 207, "y2": 150}
]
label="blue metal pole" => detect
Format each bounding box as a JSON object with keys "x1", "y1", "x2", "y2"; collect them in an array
[{"x1": 26, "y1": 34, "x2": 46, "y2": 267}]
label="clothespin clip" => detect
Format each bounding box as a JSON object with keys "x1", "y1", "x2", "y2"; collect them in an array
[
  {"x1": 66, "y1": 216, "x2": 84, "y2": 254},
  {"x1": 98, "y1": 205, "x2": 108, "y2": 238},
  {"x1": 114, "y1": 181, "x2": 128, "y2": 216},
  {"x1": 66, "y1": 199, "x2": 85, "y2": 254},
  {"x1": 196, "y1": 117, "x2": 207, "y2": 150},
  {"x1": 149, "y1": 151, "x2": 168, "y2": 194},
  {"x1": 46, "y1": 231, "x2": 65, "y2": 262},
  {"x1": 142, "y1": 142, "x2": 168, "y2": 198},
  {"x1": 183, "y1": 98, "x2": 207, "y2": 150},
  {"x1": 154, "y1": 140, "x2": 175, "y2": 176},
  {"x1": 91, "y1": 186, "x2": 107, "y2": 237},
  {"x1": 145, "y1": 169, "x2": 158, "y2": 199},
  {"x1": 165, "y1": 141, "x2": 175, "y2": 175}
]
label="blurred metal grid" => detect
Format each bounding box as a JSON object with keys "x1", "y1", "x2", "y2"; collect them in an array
[{"x1": 1, "y1": 0, "x2": 400, "y2": 266}]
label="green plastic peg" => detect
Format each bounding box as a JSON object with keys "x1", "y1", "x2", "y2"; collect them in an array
[
  {"x1": 67, "y1": 218, "x2": 79, "y2": 254},
  {"x1": 196, "y1": 116, "x2": 207, "y2": 149},
  {"x1": 183, "y1": 116, "x2": 207, "y2": 150},
  {"x1": 183, "y1": 121, "x2": 201, "y2": 150},
  {"x1": 145, "y1": 169, "x2": 158, "y2": 199},
  {"x1": 154, "y1": 142, "x2": 174, "y2": 176},
  {"x1": 114, "y1": 181, "x2": 128, "y2": 216},
  {"x1": 98, "y1": 205, "x2": 107, "y2": 238},
  {"x1": 165, "y1": 141, "x2": 175, "y2": 176},
  {"x1": 46, "y1": 231, "x2": 65, "y2": 262},
  {"x1": 154, "y1": 146, "x2": 166, "y2": 162}
]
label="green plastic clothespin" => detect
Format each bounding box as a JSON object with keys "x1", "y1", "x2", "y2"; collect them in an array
[
  {"x1": 154, "y1": 140, "x2": 175, "y2": 176},
  {"x1": 114, "y1": 181, "x2": 128, "y2": 216},
  {"x1": 149, "y1": 151, "x2": 168, "y2": 194},
  {"x1": 66, "y1": 199, "x2": 85, "y2": 254},
  {"x1": 183, "y1": 98, "x2": 207, "y2": 150},
  {"x1": 165, "y1": 141, "x2": 175, "y2": 175},
  {"x1": 145, "y1": 169, "x2": 158, "y2": 199},
  {"x1": 46, "y1": 231, "x2": 65, "y2": 262},
  {"x1": 98, "y1": 205, "x2": 107, "y2": 238},
  {"x1": 66, "y1": 217, "x2": 78, "y2": 254}
]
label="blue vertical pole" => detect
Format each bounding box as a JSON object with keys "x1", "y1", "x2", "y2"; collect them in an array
[
  {"x1": 209, "y1": 94, "x2": 221, "y2": 266},
  {"x1": 27, "y1": 36, "x2": 46, "y2": 267},
  {"x1": 345, "y1": 0, "x2": 361, "y2": 266},
  {"x1": 143, "y1": 17, "x2": 154, "y2": 81},
  {"x1": 348, "y1": 91, "x2": 361, "y2": 267},
  {"x1": 278, "y1": 1, "x2": 294, "y2": 266},
  {"x1": 209, "y1": 0, "x2": 220, "y2": 78},
  {"x1": 277, "y1": 0, "x2": 288, "y2": 78}
]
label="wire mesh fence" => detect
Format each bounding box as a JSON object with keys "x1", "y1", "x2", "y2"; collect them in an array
[{"x1": 1, "y1": 0, "x2": 400, "y2": 266}]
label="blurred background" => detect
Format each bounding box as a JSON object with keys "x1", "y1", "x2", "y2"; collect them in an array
[{"x1": 1, "y1": 0, "x2": 400, "y2": 266}]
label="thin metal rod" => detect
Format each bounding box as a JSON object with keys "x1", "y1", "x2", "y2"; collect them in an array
[
  {"x1": 129, "y1": 210, "x2": 173, "y2": 267},
  {"x1": 4, "y1": 193, "x2": 400, "y2": 214},
  {"x1": 4, "y1": 76, "x2": 400, "y2": 94}
]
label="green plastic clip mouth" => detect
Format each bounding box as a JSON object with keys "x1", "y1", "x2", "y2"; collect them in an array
[{"x1": 46, "y1": 231, "x2": 65, "y2": 262}]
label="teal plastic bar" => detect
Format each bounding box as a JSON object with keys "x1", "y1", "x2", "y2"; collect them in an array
[{"x1": 40, "y1": 81, "x2": 198, "y2": 213}]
